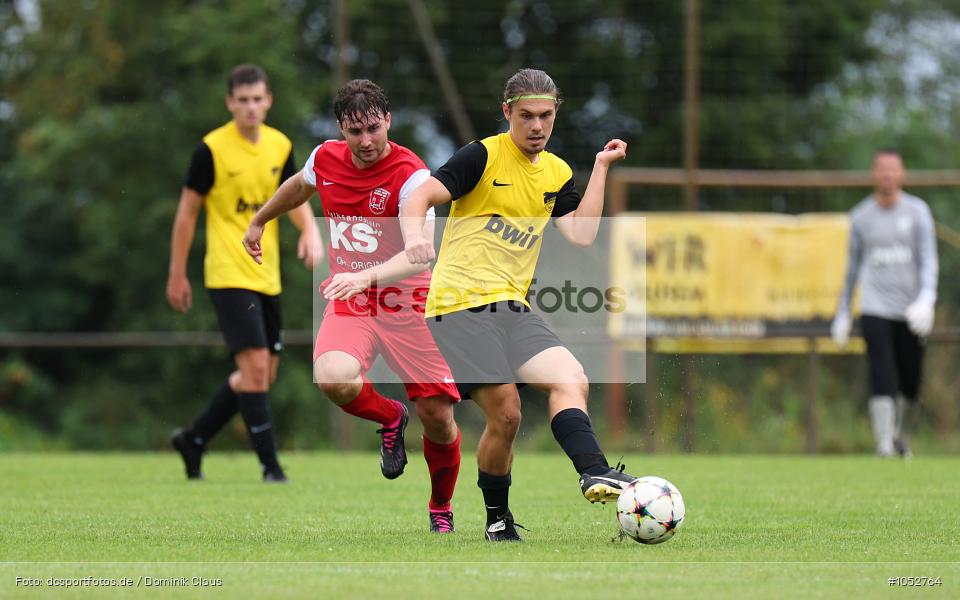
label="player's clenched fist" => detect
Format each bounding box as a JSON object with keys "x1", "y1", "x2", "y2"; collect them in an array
[
  {"x1": 596, "y1": 139, "x2": 627, "y2": 166},
  {"x1": 405, "y1": 236, "x2": 435, "y2": 264}
]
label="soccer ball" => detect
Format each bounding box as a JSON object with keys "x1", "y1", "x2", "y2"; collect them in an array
[{"x1": 616, "y1": 476, "x2": 685, "y2": 544}]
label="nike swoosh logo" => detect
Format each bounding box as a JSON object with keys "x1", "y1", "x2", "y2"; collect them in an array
[
  {"x1": 588, "y1": 476, "x2": 628, "y2": 487},
  {"x1": 227, "y1": 171, "x2": 241, "y2": 177},
  {"x1": 322, "y1": 180, "x2": 335, "y2": 186},
  {"x1": 486, "y1": 521, "x2": 506, "y2": 532},
  {"x1": 492, "y1": 179, "x2": 512, "y2": 187},
  {"x1": 443, "y1": 377, "x2": 455, "y2": 383}
]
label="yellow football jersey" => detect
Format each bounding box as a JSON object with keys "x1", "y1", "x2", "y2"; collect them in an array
[
  {"x1": 189, "y1": 121, "x2": 293, "y2": 295},
  {"x1": 426, "y1": 133, "x2": 580, "y2": 317}
]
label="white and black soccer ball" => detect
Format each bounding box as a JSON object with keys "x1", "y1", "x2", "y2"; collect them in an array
[{"x1": 616, "y1": 476, "x2": 685, "y2": 544}]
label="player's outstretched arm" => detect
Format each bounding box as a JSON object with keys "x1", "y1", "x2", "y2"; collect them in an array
[
  {"x1": 400, "y1": 177, "x2": 452, "y2": 264},
  {"x1": 166, "y1": 187, "x2": 204, "y2": 313},
  {"x1": 556, "y1": 139, "x2": 627, "y2": 248},
  {"x1": 323, "y1": 222, "x2": 436, "y2": 301},
  {"x1": 287, "y1": 197, "x2": 324, "y2": 268},
  {"x1": 243, "y1": 169, "x2": 316, "y2": 265}
]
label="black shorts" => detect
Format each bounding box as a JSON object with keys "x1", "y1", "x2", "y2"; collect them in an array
[
  {"x1": 208, "y1": 288, "x2": 283, "y2": 355},
  {"x1": 860, "y1": 314, "x2": 924, "y2": 401},
  {"x1": 427, "y1": 301, "x2": 562, "y2": 398}
]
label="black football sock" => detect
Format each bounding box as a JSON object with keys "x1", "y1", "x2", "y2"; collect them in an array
[
  {"x1": 237, "y1": 392, "x2": 281, "y2": 471},
  {"x1": 188, "y1": 379, "x2": 238, "y2": 446},
  {"x1": 478, "y1": 470, "x2": 512, "y2": 525},
  {"x1": 551, "y1": 407, "x2": 610, "y2": 477}
]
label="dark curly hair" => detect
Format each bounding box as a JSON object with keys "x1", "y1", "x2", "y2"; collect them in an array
[{"x1": 333, "y1": 79, "x2": 390, "y2": 125}]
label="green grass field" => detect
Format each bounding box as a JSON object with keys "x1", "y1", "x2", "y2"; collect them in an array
[{"x1": 1, "y1": 451, "x2": 958, "y2": 599}]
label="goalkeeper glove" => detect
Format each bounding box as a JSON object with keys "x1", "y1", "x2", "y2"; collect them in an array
[
  {"x1": 831, "y1": 312, "x2": 852, "y2": 348},
  {"x1": 904, "y1": 299, "x2": 934, "y2": 337}
]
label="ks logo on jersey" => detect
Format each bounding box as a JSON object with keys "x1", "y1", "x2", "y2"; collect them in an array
[
  {"x1": 329, "y1": 219, "x2": 380, "y2": 253},
  {"x1": 369, "y1": 187, "x2": 390, "y2": 215}
]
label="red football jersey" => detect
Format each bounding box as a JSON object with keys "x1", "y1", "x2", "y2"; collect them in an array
[{"x1": 304, "y1": 140, "x2": 432, "y2": 316}]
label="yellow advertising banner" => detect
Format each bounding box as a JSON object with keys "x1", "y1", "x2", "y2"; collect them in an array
[{"x1": 609, "y1": 213, "x2": 862, "y2": 352}]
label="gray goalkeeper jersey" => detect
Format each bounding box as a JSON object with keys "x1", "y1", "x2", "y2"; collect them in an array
[{"x1": 838, "y1": 192, "x2": 938, "y2": 320}]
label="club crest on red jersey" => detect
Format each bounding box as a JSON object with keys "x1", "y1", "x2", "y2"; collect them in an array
[{"x1": 369, "y1": 187, "x2": 390, "y2": 215}]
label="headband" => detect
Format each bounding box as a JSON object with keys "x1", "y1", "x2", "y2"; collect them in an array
[{"x1": 505, "y1": 94, "x2": 558, "y2": 104}]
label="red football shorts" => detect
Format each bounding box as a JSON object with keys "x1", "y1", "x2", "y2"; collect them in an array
[{"x1": 313, "y1": 302, "x2": 460, "y2": 402}]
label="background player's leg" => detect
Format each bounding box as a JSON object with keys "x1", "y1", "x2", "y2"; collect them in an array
[
  {"x1": 893, "y1": 396, "x2": 914, "y2": 458},
  {"x1": 314, "y1": 351, "x2": 407, "y2": 478},
  {"x1": 861, "y1": 316, "x2": 898, "y2": 457},
  {"x1": 171, "y1": 372, "x2": 240, "y2": 479},
  {"x1": 869, "y1": 396, "x2": 896, "y2": 457},
  {"x1": 472, "y1": 383, "x2": 522, "y2": 539},
  {"x1": 235, "y1": 347, "x2": 285, "y2": 480},
  {"x1": 414, "y1": 395, "x2": 460, "y2": 532},
  {"x1": 892, "y1": 321, "x2": 925, "y2": 458},
  {"x1": 173, "y1": 289, "x2": 275, "y2": 480},
  {"x1": 268, "y1": 355, "x2": 280, "y2": 385},
  {"x1": 517, "y1": 345, "x2": 637, "y2": 503},
  {"x1": 187, "y1": 375, "x2": 239, "y2": 447}
]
